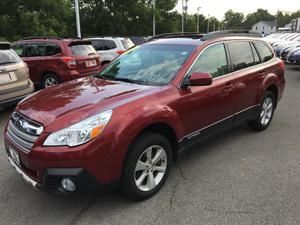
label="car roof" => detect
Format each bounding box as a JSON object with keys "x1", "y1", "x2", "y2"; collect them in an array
[{"x1": 12, "y1": 38, "x2": 90, "y2": 45}]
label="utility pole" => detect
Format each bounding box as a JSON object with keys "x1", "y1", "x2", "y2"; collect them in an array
[
  {"x1": 197, "y1": 7, "x2": 201, "y2": 33},
  {"x1": 74, "y1": 0, "x2": 81, "y2": 38},
  {"x1": 153, "y1": 0, "x2": 156, "y2": 36},
  {"x1": 207, "y1": 14, "x2": 210, "y2": 33}
]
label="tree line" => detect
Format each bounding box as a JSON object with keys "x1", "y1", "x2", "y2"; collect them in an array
[{"x1": 0, "y1": 0, "x2": 299, "y2": 42}]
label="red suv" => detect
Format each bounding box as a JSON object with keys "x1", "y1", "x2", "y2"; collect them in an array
[
  {"x1": 12, "y1": 37, "x2": 102, "y2": 88},
  {"x1": 4, "y1": 31, "x2": 285, "y2": 200}
]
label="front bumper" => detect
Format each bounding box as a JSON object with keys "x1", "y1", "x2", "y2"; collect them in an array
[{"x1": 5, "y1": 130, "x2": 119, "y2": 196}]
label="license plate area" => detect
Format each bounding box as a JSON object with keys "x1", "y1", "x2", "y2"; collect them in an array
[
  {"x1": 0, "y1": 72, "x2": 17, "y2": 84},
  {"x1": 85, "y1": 60, "x2": 97, "y2": 68}
]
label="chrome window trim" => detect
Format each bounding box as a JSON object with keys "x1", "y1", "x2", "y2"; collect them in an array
[{"x1": 179, "y1": 40, "x2": 276, "y2": 86}]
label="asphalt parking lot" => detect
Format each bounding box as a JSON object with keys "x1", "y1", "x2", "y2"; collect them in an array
[{"x1": 0, "y1": 65, "x2": 299, "y2": 225}]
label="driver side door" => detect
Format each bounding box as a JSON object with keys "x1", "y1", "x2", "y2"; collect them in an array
[{"x1": 177, "y1": 43, "x2": 237, "y2": 146}]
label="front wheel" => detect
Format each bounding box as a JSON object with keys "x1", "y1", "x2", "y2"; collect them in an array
[
  {"x1": 248, "y1": 91, "x2": 275, "y2": 131},
  {"x1": 122, "y1": 132, "x2": 172, "y2": 200}
]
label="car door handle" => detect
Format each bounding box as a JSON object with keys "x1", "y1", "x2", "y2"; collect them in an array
[{"x1": 224, "y1": 82, "x2": 234, "y2": 91}]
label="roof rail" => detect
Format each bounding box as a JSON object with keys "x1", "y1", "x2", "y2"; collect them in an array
[
  {"x1": 202, "y1": 30, "x2": 262, "y2": 41},
  {"x1": 148, "y1": 32, "x2": 204, "y2": 42},
  {"x1": 20, "y1": 36, "x2": 64, "y2": 40}
]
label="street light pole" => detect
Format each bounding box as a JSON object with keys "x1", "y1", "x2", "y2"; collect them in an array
[
  {"x1": 197, "y1": 7, "x2": 201, "y2": 33},
  {"x1": 74, "y1": 0, "x2": 81, "y2": 38},
  {"x1": 153, "y1": 0, "x2": 156, "y2": 36}
]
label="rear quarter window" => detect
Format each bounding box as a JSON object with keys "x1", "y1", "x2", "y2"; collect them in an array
[
  {"x1": 254, "y1": 42, "x2": 274, "y2": 63},
  {"x1": 45, "y1": 43, "x2": 62, "y2": 56},
  {"x1": 70, "y1": 44, "x2": 97, "y2": 56}
]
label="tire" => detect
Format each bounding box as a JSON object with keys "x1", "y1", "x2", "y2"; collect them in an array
[
  {"x1": 248, "y1": 91, "x2": 275, "y2": 131},
  {"x1": 42, "y1": 73, "x2": 60, "y2": 89},
  {"x1": 122, "y1": 132, "x2": 172, "y2": 201}
]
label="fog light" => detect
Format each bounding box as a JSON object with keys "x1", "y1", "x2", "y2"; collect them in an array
[{"x1": 61, "y1": 178, "x2": 76, "y2": 192}]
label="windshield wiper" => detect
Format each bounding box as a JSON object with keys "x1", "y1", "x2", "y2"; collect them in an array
[{"x1": 110, "y1": 77, "x2": 147, "y2": 85}]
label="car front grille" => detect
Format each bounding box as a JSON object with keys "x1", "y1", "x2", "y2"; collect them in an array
[{"x1": 6, "y1": 112, "x2": 43, "y2": 152}]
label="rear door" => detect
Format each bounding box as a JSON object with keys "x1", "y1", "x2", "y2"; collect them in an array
[
  {"x1": 16, "y1": 42, "x2": 46, "y2": 83},
  {"x1": 225, "y1": 41, "x2": 262, "y2": 121},
  {"x1": 68, "y1": 41, "x2": 101, "y2": 73}
]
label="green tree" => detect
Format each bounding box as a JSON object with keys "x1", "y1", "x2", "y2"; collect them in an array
[
  {"x1": 224, "y1": 10, "x2": 244, "y2": 29},
  {"x1": 243, "y1": 9, "x2": 275, "y2": 29}
]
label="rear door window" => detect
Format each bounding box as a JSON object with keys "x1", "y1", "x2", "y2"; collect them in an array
[
  {"x1": 253, "y1": 42, "x2": 274, "y2": 63},
  {"x1": 23, "y1": 43, "x2": 46, "y2": 57},
  {"x1": 45, "y1": 43, "x2": 62, "y2": 56},
  {"x1": 69, "y1": 44, "x2": 97, "y2": 56},
  {"x1": 227, "y1": 41, "x2": 255, "y2": 71},
  {"x1": 188, "y1": 43, "x2": 229, "y2": 78}
]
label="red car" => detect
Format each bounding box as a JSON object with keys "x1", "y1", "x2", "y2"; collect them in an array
[
  {"x1": 12, "y1": 37, "x2": 102, "y2": 88},
  {"x1": 4, "y1": 31, "x2": 285, "y2": 200}
]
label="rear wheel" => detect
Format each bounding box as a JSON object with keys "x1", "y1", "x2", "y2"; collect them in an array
[
  {"x1": 248, "y1": 91, "x2": 275, "y2": 131},
  {"x1": 42, "y1": 73, "x2": 60, "y2": 88},
  {"x1": 122, "y1": 132, "x2": 172, "y2": 200}
]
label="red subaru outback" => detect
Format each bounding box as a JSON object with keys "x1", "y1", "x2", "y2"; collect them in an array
[
  {"x1": 4, "y1": 31, "x2": 285, "y2": 200},
  {"x1": 12, "y1": 37, "x2": 102, "y2": 88}
]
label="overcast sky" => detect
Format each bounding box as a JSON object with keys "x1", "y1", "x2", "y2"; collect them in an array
[{"x1": 175, "y1": 0, "x2": 300, "y2": 20}]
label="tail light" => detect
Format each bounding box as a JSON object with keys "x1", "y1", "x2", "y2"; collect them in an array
[
  {"x1": 116, "y1": 50, "x2": 125, "y2": 55},
  {"x1": 61, "y1": 57, "x2": 77, "y2": 69}
]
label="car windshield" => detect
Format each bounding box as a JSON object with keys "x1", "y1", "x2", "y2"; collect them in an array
[
  {"x1": 97, "y1": 44, "x2": 196, "y2": 86},
  {"x1": 0, "y1": 49, "x2": 21, "y2": 65}
]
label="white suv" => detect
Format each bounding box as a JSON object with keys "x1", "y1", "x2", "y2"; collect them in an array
[{"x1": 87, "y1": 37, "x2": 135, "y2": 66}]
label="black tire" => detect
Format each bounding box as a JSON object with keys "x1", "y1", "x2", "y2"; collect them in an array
[
  {"x1": 248, "y1": 91, "x2": 275, "y2": 131},
  {"x1": 41, "y1": 73, "x2": 60, "y2": 89},
  {"x1": 122, "y1": 132, "x2": 172, "y2": 201}
]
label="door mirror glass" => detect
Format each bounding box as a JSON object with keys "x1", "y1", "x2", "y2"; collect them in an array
[{"x1": 187, "y1": 72, "x2": 213, "y2": 87}]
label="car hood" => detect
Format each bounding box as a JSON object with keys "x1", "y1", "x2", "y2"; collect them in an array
[{"x1": 16, "y1": 77, "x2": 161, "y2": 129}]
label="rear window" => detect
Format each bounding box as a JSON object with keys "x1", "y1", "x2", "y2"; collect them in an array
[
  {"x1": 91, "y1": 40, "x2": 117, "y2": 51},
  {"x1": 69, "y1": 44, "x2": 97, "y2": 56},
  {"x1": 0, "y1": 49, "x2": 21, "y2": 65},
  {"x1": 121, "y1": 39, "x2": 135, "y2": 49},
  {"x1": 254, "y1": 42, "x2": 274, "y2": 63}
]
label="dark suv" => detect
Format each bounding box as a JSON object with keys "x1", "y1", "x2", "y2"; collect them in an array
[
  {"x1": 12, "y1": 37, "x2": 102, "y2": 88},
  {"x1": 4, "y1": 31, "x2": 285, "y2": 200}
]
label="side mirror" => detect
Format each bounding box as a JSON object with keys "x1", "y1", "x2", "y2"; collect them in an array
[{"x1": 182, "y1": 72, "x2": 213, "y2": 88}]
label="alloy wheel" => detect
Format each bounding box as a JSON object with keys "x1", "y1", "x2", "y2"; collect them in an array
[
  {"x1": 134, "y1": 145, "x2": 167, "y2": 192},
  {"x1": 260, "y1": 97, "x2": 273, "y2": 125}
]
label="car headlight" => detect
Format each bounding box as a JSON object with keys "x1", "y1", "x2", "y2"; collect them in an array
[{"x1": 43, "y1": 110, "x2": 112, "y2": 147}]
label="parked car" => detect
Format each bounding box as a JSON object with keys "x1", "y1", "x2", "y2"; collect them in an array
[
  {"x1": 4, "y1": 31, "x2": 285, "y2": 200},
  {"x1": 0, "y1": 42, "x2": 34, "y2": 109},
  {"x1": 12, "y1": 37, "x2": 102, "y2": 88},
  {"x1": 86, "y1": 37, "x2": 135, "y2": 66},
  {"x1": 286, "y1": 47, "x2": 300, "y2": 66}
]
